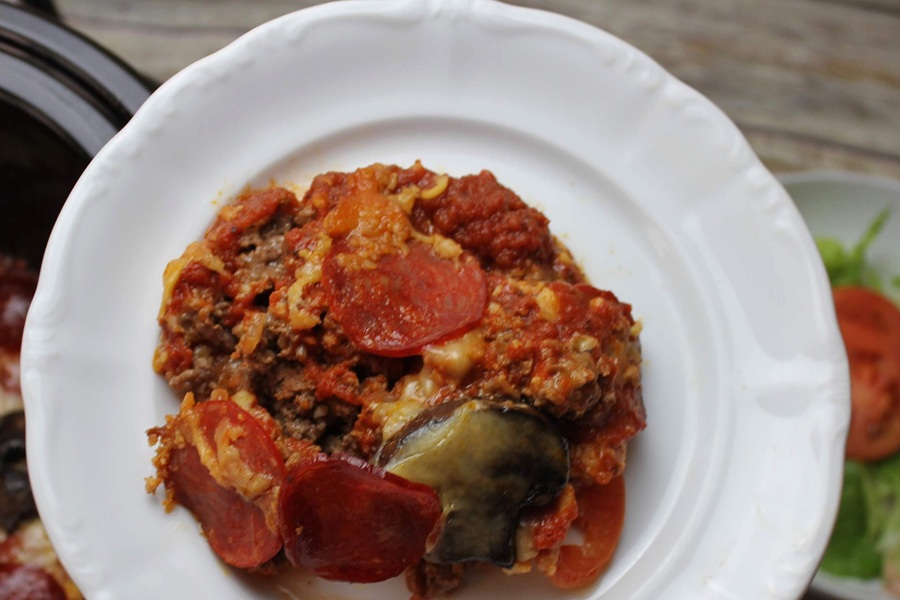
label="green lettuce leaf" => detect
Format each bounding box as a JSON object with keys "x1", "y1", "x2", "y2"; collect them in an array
[
  {"x1": 873, "y1": 455, "x2": 900, "y2": 587},
  {"x1": 820, "y1": 461, "x2": 883, "y2": 578},
  {"x1": 816, "y1": 209, "x2": 889, "y2": 289}
]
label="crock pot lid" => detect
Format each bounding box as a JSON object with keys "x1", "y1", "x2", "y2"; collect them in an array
[
  {"x1": 0, "y1": 51, "x2": 118, "y2": 156},
  {"x1": 0, "y1": 1, "x2": 151, "y2": 125}
]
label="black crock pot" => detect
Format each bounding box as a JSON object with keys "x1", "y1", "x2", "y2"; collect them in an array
[
  {"x1": 0, "y1": 0, "x2": 152, "y2": 268},
  {"x1": 0, "y1": 2, "x2": 150, "y2": 566}
]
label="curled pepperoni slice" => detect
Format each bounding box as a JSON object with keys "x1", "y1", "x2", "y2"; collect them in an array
[
  {"x1": 323, "y1": 240, "x2": 487, "y2": 357},
  {"x1": 278, "y1": 453, "x2": 442, "y2": 583},
  {"x1": 169, "y1": 446, "x2": 283, "y2": 568},
  {"x1": 192, "y1": 401, "x2": 286, "y2": 485},
  {"x1": 548, "y1": 476, "x2": 626, "y2": 590},
  {"x1": 165, "y1": 400, "x2": 286, "y2": 568},
  {"x1": 0, "y1": 564, "x2": 66, "y2": 600}
]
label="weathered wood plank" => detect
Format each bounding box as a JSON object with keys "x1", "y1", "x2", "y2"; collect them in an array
[
  {"x1": 52, "y1": 0, "x2": 900, "y2": 179},
  {"x1": 507, "y1": 0, "x2": 900, "y2": 176}
]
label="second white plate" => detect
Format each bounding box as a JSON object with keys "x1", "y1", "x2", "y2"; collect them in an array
[{"x1": 784, "y1": 170, "x2": 900, "y2": 600}]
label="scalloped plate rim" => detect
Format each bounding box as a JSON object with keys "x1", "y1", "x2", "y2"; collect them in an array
[{"x1": 21, "y1": 1, "x2": 848, "y2": 599}]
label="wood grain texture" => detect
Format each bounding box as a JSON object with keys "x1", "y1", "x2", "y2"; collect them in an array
[
  {"x1": 507, "y1": 0, "x2": 900, "y2": 179},
  {"x1": 53, "y1": 0, "x2": 900, "y2": 180}
]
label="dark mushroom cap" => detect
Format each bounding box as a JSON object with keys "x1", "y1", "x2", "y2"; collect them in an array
[{"x1": 378, "y1": 399, "x2": 568, "y2": 567}]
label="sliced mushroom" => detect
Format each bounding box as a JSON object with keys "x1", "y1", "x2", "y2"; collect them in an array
[
  {"x1": 0, "y1": 410, "x2": 36, "y2": 533},
  {"x1": 377, "y1": 399, "x2": 568, "y2": 567}
]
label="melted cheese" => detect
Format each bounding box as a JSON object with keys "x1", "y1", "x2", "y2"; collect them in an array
[
  {"x1": 420, "y1": 174, "x2": 449, "y2": 200},
  {"x1": 159, "y1": 241, "x2": 227, "y2": 319},
  {"x1": 388, "y1": 185, "x2": 420, "y2": 214},
  {"x1": 372, "y1": 369, "x2": 444, "y2": 440},
  {"x1": 423, "y1": 330, "x2": 485, "y2": 383},
  {"x1": 229, "y1": 389, "x2": 258, "y2": 411},
  {"x1": 323, "y1": 189, "x2": 411, "y2": 266},
  {"x1": 376, "y1": 330, "x2": 486, "y2": 441},
  {"x1": 376, "y1": 397, "x2": 427, "y2": 441},
  {"x1": 430, "y1": 233, "x2": 464, "y2": 261},
  {"x1": 410, "y1": 230, "x2": 463, "y2": 261},
  {"x1": 536, "y1": 286, "x2": 560, "y2": 322},
  {"x1": 571, "y1": 333, "x2": 599, "y2": 353},
  {"x1": 178, "y1": 393, "x2": 274, "y2": 502},
  {"x1": 212, "y1": 420, "x2": 275, "y2": 500},
  {"x1": 235, "y1": 311, "x2": 267, "y2": 356},
  {"x1": 286, "y1": 231, "x2": 331, "y2": 330}
]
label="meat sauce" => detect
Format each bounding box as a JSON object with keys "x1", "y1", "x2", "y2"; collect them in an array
[{"x1": 148, "y1": 162, "x2": 645, "y2": 597}]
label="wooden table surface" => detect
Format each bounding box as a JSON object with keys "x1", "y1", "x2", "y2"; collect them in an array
[
  {"x1": 52, "y1": 0, "x2": 900, "y2": 183},
  {"x1": 32, "y1": 1, "x2": 900, "y2": 599}
]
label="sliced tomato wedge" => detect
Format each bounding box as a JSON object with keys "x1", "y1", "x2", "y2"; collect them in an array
[
  {"x1": 322, "y1": 240, "x2": 487, "y2": 357},
  {"x1": 833, "y1": 286, "x2": 900, "y2": 461},
  {"x1": 164, "y1": 400, "x2": 286, "y2": 568},
  {"x1": 0, "y1": 564, "x2": 66, "y2": 600},
  {"x1": 548, "y1": 476, "x2": 625, "y2": 590},
  {"x1": 278, "y1": 453, "x2": 442, "y2": 582}
]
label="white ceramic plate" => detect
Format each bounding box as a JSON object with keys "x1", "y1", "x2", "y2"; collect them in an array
[
  {"x1": 782, "y1": 170, "x2": 900, "y2": 600},
  {"x1": 22, "y1": 1, "x2": 849, "y2": 599}
]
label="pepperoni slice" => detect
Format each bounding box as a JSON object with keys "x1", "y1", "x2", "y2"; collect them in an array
[
  {"x1": 323, "y1": 240, "x2": 487, "y2": 357},
  {"x1": 165, "y1": 400, "x2": 286, "y2": 568},
  {"x1": 0, "y1": 564, "x2": 66, "y2": 600},
  {"x1": 278, "y1": 453, "x2": 442, "y2": 583},
  {"x1": 548, "y1": 476, "x2": 626, "y2": 590},
  {"x1": 192, "y1": 401, "x2": 286, "y2": 485},
  {"x1": 169, "y1": 446, "x2": 282, "y2": 568}
]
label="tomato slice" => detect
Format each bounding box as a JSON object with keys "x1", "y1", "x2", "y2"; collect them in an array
[
  {"x1": 548, "y1": 476, "x2": 625, "y2": 590},
  {"x1": 0, "y1": 564, "x2": 66, "y2": 600},
  {"x1": 278, "y1": 453, "x2": 442, "y2": 582},
  {"x1": 833, "y1": 286, "x2": 900, "y2": 461},
  {"x1": 164, "y1": 400, "x2": 286, "y2": 568},
  {"x1": 323, "y1": 240, "x2": 487, "y2": 357}
]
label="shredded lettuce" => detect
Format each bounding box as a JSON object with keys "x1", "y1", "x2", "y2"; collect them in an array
[
  {"x1": 822, "y1": 456, "x2": 900, "y2": 579},
  {"x1": 820, "y1": 461, "x2": 884, "y2": 577},
  {"x1": 816, "y1": 208, "x2": 889, "y2": 290},
  {"x1": 875, "y1": 455, "x2": 900, "y2": 591},
  {"x1": 816, "y1": 209, "x2": 900, "y2": 585}
]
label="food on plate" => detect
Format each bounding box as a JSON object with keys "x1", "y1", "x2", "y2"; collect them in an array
[
  {"x1": 146, "y1": 162, "x2": 646, "y2": 597},
  {"x1": 0, "y1": 257, "x2": 82, "y2": 600},
  {"x1": 816, "y1": 210, "x2": 900, "y2": 596}
]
